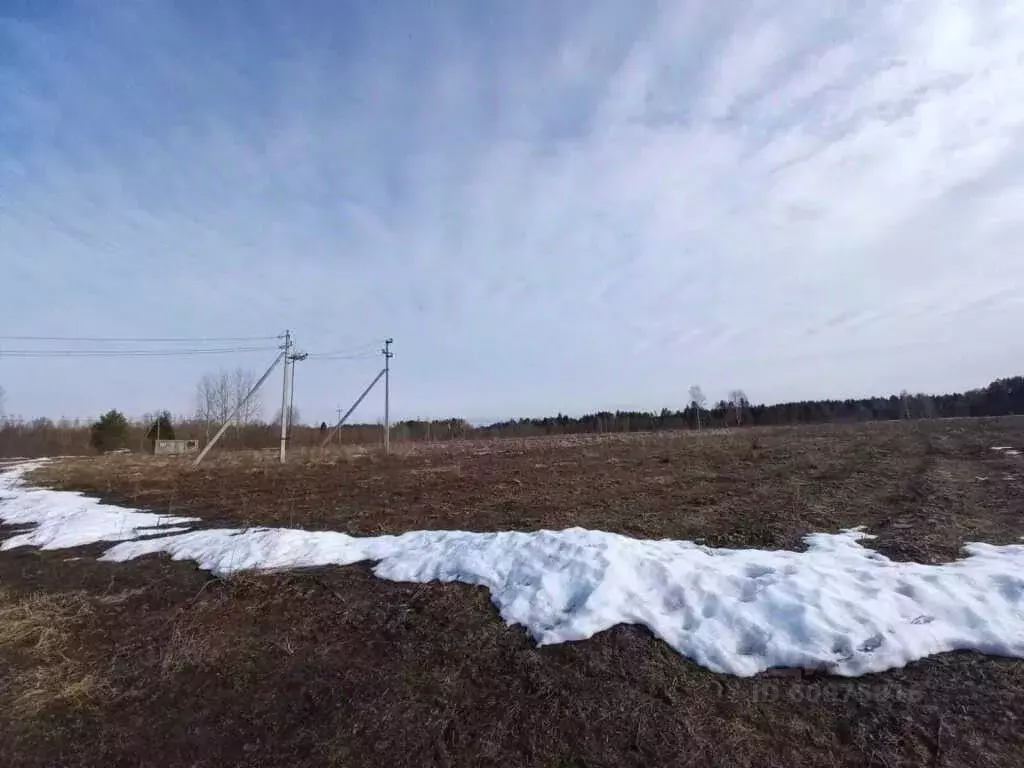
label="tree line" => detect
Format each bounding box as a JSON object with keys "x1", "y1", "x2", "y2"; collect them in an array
[
  {"x1": 0, "y1": 374, "x2": 1022, "y2": 458},
  {"x1": 474, "y1": 377, "x2": 1024, "y2": 437},
  {"x1": 0, "y1": 411, "x2": 388, "y2": 458}
]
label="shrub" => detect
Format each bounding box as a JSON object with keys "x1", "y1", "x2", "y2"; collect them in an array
[{"x1": 90, "y1": 410, "x2": 129, "y2": 453}]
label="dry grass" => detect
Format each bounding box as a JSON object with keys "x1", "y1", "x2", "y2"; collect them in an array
[
  {"x1": 5, "y1": 417, "x2": 1024, "y2": 766},
  {"x1": 0, "y1": 588, "x2": 112, "y2": 718},
  {"x1": 28, "y1": 417, "x2": 1024, "y2": 562}
]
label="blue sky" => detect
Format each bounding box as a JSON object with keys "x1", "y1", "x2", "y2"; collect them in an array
[{"x1": 2, "y1": 1, "x2": 1023, "y2": 424}]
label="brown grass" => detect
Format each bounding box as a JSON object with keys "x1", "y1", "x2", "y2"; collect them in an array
[
  {"x1": 28, "y1": 417, "x2": 1024, "y2": 562},
  {"x1": 4, "y1": 417, "x2": 1024, "y2": 766},
  {"x1": 0, "y1": 588, "x2": 114, "y2": 718}
]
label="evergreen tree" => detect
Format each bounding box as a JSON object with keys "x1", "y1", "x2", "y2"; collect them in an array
[
  {"x1": 90, "y1": 410, "x2": 129, "y2": 453},
  {"x1": 146, "y1": 411, "x2": 176, "y2": 445}
]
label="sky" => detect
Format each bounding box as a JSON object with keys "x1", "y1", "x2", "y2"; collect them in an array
[{"x1": 2, "y1": 0, "x2": 1024, "y2": 425}]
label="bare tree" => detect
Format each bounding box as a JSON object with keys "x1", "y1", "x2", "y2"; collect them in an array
[
  {"x1": 230, "y1": 367, "x2": 263, "y2": 425},
  {"x1": 195, "y1": 368, "x2": 263, "y2": 439},
  {"x1": 273, "y1": 405, "x2": 301, "y2": 428},
  {"x1": 917, "y1": 394, "x2": 935, "y2": 419},
  {"x1": 0, "y1": 385, "x2": 6, "y2": 421},
  {"x1": 728, "y1": 389, "x2": 748, "y2": 426},
  {"x1": 195, "y1": 373, "x2": 229, "y2": 438},
  {"x1": 689, "y1": 385, "x2": 706, "y2": 431}
]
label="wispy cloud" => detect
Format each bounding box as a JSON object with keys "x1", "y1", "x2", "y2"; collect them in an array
[{"x1": 1, "y1": 1, "x2": 1023, "y2": 420}]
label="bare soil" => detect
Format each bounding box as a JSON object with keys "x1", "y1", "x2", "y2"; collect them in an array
[{"x1": 3, "y1": 418, "x2": 1024, "y2": 766}]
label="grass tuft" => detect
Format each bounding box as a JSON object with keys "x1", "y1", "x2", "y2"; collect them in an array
[{"x1": 0, "y1": 589, "x2": 113, "y2": 717}]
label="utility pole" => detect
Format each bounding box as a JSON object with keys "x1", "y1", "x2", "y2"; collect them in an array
[
  {"x1": 195, "y1": 351, "x2": 284, "y2": 466},
  {"x1": 321, "y1": 368, "x2": 386, "y2": 449},
  {"x1": 287, "y1": 349, "x2": 308, "y2": 443},
  {"x1": 279, "y1": 330, "x2": 291, "y2": 464},
  {"x1": 288, "y1": 355, "x2": 296, "y2": 439},
  {"x1": 382, "y1": 338, "x2": 393, "y2": 456}
]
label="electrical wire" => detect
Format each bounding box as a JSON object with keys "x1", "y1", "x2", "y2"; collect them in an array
[
  {"x1": 0, "y1": 335, "x2": 384, "y2": 361},
  {"x1": 307, "y1": 342, "x2": 381, "y2": 356},
  {"x1": 305, "y1": 340, "x2": 383, "y2": 360},
  {"x1": 306, "y1": 352, "x2": 380, "y2": 361},
  {"x1": 0, "y1": 335, "x2": 281, "y2": 343},
  {"x1": 0, "y1": 346, "x2": 279, "y2": 358}
]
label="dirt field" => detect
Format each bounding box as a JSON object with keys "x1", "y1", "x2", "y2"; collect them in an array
[{"x1": 3, "y1": 418, "x2": 1024, "y2": 766}]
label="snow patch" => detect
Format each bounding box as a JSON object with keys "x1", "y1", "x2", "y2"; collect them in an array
[
  {"x1": 4, "y1": 461, "x2": 1024, "y2": 677},
  {"x1": 0, "y1": 461, "x2": 197, "y2": 550}
]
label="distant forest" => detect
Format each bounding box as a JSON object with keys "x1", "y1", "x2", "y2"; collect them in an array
[
  {"x1": 0, "y1": 376, "x2": 1022, "y2": 457},
  {"x1": 407, "y1": 375, "x2": 1024, "y2": 440}
]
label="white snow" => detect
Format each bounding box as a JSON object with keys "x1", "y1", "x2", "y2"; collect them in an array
[
  {"x1": 0, "y1": 461, "x2": 196, "y2": 550},
  {"x1": 4, "y1": 461, "x2": 1024, "y2": 677},
  {"x1": 992, "y1": 446, "x2": 1021, "y2": 455}
]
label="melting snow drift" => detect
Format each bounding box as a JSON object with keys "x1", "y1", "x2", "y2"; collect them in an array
[{"x1": 2, "y1": 461, "x2": 1024, "y2": 677}]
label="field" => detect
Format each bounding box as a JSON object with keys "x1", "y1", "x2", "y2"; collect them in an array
[{"x1": 3, "y1": 418, "x2": 1024, "y2": 766}]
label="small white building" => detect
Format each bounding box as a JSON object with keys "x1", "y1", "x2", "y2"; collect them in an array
[{"x1": 153, "y1": 439, "x2": 199, "y2": 456}]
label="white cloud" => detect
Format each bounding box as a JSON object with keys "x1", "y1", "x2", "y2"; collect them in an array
[{"x1": 1, "y1": 1, "x2": 1023, "y2": 420}]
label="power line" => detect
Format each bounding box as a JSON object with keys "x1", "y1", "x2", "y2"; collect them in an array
[
  {"x1": 0, "y1": 335, "x2": 384, "y2": 360},
  {"x1": 0, "y1": 334, "x2": 281, "y2": 343},
  {"x1": 305, "y1": 352, "x2": 379, "y2": 361},
  {"x1": 305, "y1": 341, "x2": 381, "y2": 358},
  {"x1": 316, "y1": 345, "x2": 379, "y2": 354},
  {"x1": 0, "y1": 346, "x2": 279, "y2": 358}
]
